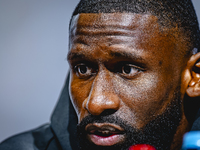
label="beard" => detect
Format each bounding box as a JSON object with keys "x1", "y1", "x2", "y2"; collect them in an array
[{"x1": 76, "y1": 90, "x2": 182, "y2": 150}]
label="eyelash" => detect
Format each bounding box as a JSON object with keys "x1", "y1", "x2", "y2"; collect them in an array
[
  {"x1": 74, "y1": 63, "x2": 96, "y2": 78},
  {"x1": 116, "y1": 64, "x2": 143, "y2": 79},
  {"x1": 73, "y1": 63, "x2": 144, "y2": 79}
]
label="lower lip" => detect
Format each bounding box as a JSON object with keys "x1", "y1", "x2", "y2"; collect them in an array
[{"x1": 88, "y1": 134, "x2": 125, "y2": 146}]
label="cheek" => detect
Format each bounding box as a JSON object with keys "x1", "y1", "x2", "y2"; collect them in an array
[
  {"x1": 69, "y1": 74, "x2": 93, "y2": 117},
  {"x1": 113, "y1": 73, "x2": 170, "y2": 127}
]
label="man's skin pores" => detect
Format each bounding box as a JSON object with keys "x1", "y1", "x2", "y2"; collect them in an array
[{"x1": 67, "y1": 13, "x2": 190, "y2": 149}]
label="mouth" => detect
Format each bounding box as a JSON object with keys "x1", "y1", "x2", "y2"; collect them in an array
[{"x1": 85, "y1": 123, "x2": 125, "y2": 146}]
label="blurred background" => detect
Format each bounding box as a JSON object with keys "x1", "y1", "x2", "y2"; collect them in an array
[
  {"x1": 0, "y1": 0, "x2": 199, "y2": 142},
  {"x1": 0, "y1": 0, "x2": 79, "y2": 142}
]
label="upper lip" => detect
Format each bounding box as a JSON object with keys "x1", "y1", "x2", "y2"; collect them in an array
[{"x1": 85, "y1": 123, "x2": 125, "y2": 136}]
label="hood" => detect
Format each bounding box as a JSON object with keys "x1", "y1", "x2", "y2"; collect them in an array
[{"x1": 51, "y1": 74, "x2": 79, "y2": 150}]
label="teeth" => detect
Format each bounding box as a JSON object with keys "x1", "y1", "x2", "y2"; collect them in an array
[{"x1": 101, "y1": 130, "x2": 110, "y2": 135}]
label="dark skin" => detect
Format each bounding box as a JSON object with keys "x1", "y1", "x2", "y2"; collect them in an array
[{"x1": 67, "y1": 13, "x2": 200, "y2": 150}]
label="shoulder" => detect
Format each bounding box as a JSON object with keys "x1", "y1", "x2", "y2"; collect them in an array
[
  {"x1": 0, "y1": 130, "x2": 36, "y2": 150},
  {"x1": 0, "y1": 124, "x2": 53, "y2": 150}
]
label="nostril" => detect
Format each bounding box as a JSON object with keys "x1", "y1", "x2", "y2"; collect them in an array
[
  {"x1": 100, "y1": 109, "x2": 117, "y2": 116},
  {"x1": 85, "y1": 93, "x2": 121, "y2": 116},
  {"x1": 85, "y1": 80, "x2": 121, "y2": 116}
]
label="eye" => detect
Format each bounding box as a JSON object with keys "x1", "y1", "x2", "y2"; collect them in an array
[
  {"x1": 74, "y1": 63, "x2": 95, "y2": 78},
  {"x1": 78, "y1": 65, "x2": 87, "y2": 74},
  {"x1": 121, "y1": 64, "x2": 142, "y2": 78}
]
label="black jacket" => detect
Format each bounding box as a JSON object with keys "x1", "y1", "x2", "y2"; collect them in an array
[{"x1": 1, "y1": 75, "x2": 200, "y2": 150}]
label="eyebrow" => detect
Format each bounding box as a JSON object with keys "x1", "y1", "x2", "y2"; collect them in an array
[
  {"x1": 67, "y1": 50, "x2": 145, "y2": 63},
  {"x1": 67, "y1": 52, "x2": 87, "y2": 61},
  {"x1": 110, "y1": 51, "x2": 143, "y2": 61}
]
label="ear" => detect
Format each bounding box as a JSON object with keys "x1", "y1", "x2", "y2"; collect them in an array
[{"x1": 186, "y1": 52, "x2": 200, "y2": 97}]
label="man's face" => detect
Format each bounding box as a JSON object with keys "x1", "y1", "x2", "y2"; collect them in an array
[{"x1": 67, "y1": 13, "x2": 189, "y2": 150}]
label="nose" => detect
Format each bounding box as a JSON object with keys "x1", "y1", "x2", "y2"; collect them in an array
[{"x1": 83, "y1": 73, "x2": 120, "y2": 116}]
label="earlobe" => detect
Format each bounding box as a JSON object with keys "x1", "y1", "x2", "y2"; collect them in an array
[{"x1": 186, "y1": 53, "x2": 200, "y2": 97}]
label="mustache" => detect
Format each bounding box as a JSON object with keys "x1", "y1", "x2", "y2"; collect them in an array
[
  {"x1": 77, "y1": 114, "x2": 140, "y2": 150},
  {"x1": 77, "y1": 114, "x2": 138, "y2": 134}
]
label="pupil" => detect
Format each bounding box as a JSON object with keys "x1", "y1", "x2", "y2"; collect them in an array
[
  {"x1": 79, "y1": 65, "x2": 87, "y2": 74},
  {"x1": 123, "y1": 65, "x2": 131, "y2": 74}
]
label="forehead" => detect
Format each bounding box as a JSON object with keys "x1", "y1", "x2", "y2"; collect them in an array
[
  {"x1": 70, "y1": 13, "x2": 161, "y2": 38},
  {"x1": 68, "y1": 13, "x2": 188, "y2": 63}
]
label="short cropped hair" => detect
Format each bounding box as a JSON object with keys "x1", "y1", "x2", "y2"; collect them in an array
[{"x1": 71, "y1": 0, "x2": 200, "y2": 53}]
